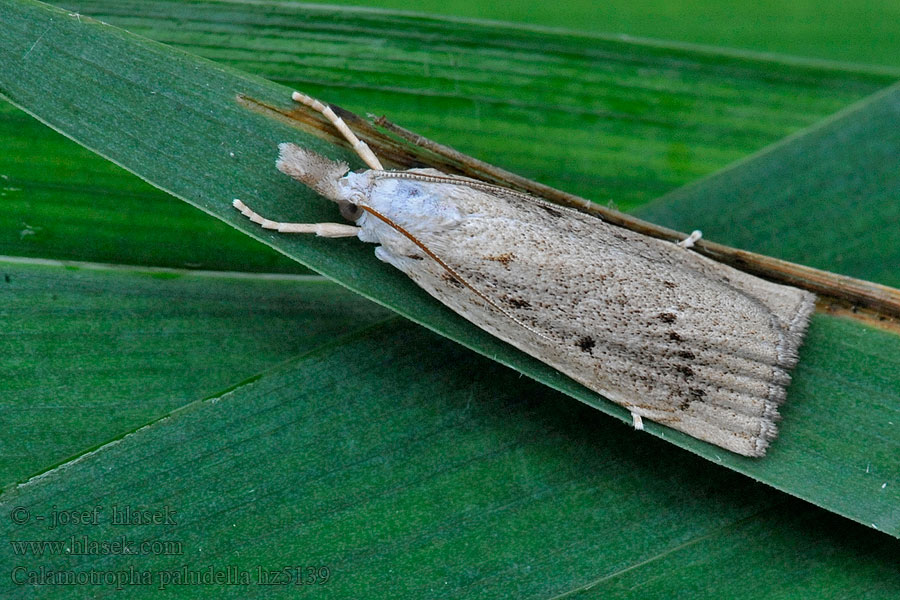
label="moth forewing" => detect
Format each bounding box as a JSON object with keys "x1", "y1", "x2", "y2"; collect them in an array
[
  {"x1": 358, "y1": 172, "x2": 814, "y2": 457},
  {"x1": 234, "y1": 92, "x2": 815, "y2": 458}
]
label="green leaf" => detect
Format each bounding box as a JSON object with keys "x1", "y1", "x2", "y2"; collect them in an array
[
  {"x1": 2, "y1": 0, "x2": 893, "y2": 270},
  {"x1": 2, "y1": 320, "x2": 898, "y2": 598},
  {"x1": 319, "y1": 0, "x2": 900, "y2": 69},
  {"x1": 0, "y1": 257, "x2": 390, "y2": 487},
  {"x1": 1, "y1": 0, "x2": 898, "y2": 534},
  {"x1": 0, "y1": 93, "x2": 304, "y2": 273},
  {"x1": 635, "y1": 83, "x2": 900, "y2": 287}
]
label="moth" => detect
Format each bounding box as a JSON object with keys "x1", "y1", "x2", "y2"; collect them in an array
[{"x1": 234, "y1": 91, "x2": 816, "y2": 457}]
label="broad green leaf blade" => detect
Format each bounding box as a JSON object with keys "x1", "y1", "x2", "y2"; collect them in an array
[
  {"x1": 321, "y1": 0, "x2": 900, "y2": 70},
  {"x1": 2, "y1": 321, "x2": 898, "y2": 599},
  {"x1": 2, "y1": 0, "x2": 893, "y2": 270},
  {"x1": 767, "y1": 315, "x2": 899, "y2": 533},
  {"x1": 0, "y1": 258, "x2": 390, "y2": 487},
  {"x1": 635, "y1": 84, "x2": 900, "y2": 287},
  {"x1": 0, "y1": 100, "x2": 303, "y2": 273},
  {"x1": 1, "y1": 0, "x2": 899, "y2": 533}
]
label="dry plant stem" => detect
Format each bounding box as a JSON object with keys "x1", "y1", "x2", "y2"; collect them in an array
[{"x1": 236, "y1": 94, "x2": 900, "y2": 322}]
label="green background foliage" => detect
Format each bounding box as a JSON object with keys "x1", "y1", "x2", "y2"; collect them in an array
[{"x1": 1, "y1": 1, "x2": 898, "y2": 597}]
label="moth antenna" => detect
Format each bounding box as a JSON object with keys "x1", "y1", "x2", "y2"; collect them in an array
[{"x1": 292, "y1": 91, "x2": 385, "y2": 171}]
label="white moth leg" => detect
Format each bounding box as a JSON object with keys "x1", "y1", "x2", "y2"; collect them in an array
[
  {"x1": 291, "y1": 91, "x2": 385, "y2": 172},
  {"x1": 677, "y1": 230, "x2": 702, "y2": 249},
  {"x1": 631, "y1": 412, "x2": 645, "y2": 431},
  {"x1": 233, "y1": 199, "x2": 360, "y2": 238}
]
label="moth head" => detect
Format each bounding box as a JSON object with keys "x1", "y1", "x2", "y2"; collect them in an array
[{"x1": 276, "y1": 142, "x2": 366, "y2": 222}]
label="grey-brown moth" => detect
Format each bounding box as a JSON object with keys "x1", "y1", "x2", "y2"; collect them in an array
[{"x1": 234, "y1": 91, "x2": 816, "y2": 457}]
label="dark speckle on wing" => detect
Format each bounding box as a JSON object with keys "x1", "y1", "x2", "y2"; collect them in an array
[
  {"x1": 576, "y1": 336, "x2": 596, "y2": 353},
  {"x1": 503, "y1": 295, "x2": 531, "y2": 309},
  {"x1": 441, "y1": 272, "x2": 463, "y2": 288},
  {"x1": 484, "y1": 252, "x2": 516, "y2": 268}
]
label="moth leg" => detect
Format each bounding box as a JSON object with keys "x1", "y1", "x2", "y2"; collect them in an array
[
  {"x1": 677, "y1": 230, "x2": 702, "y2": 249},
  {"x1": 631, "y1": 412, "x2": 645, "y2": 430},
  {"x1": 232, "y1": 199, "x2": 360, "y2": 238},
  {"x1": 291, "y1": 91, "x2": 385, "y2": 171}
]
